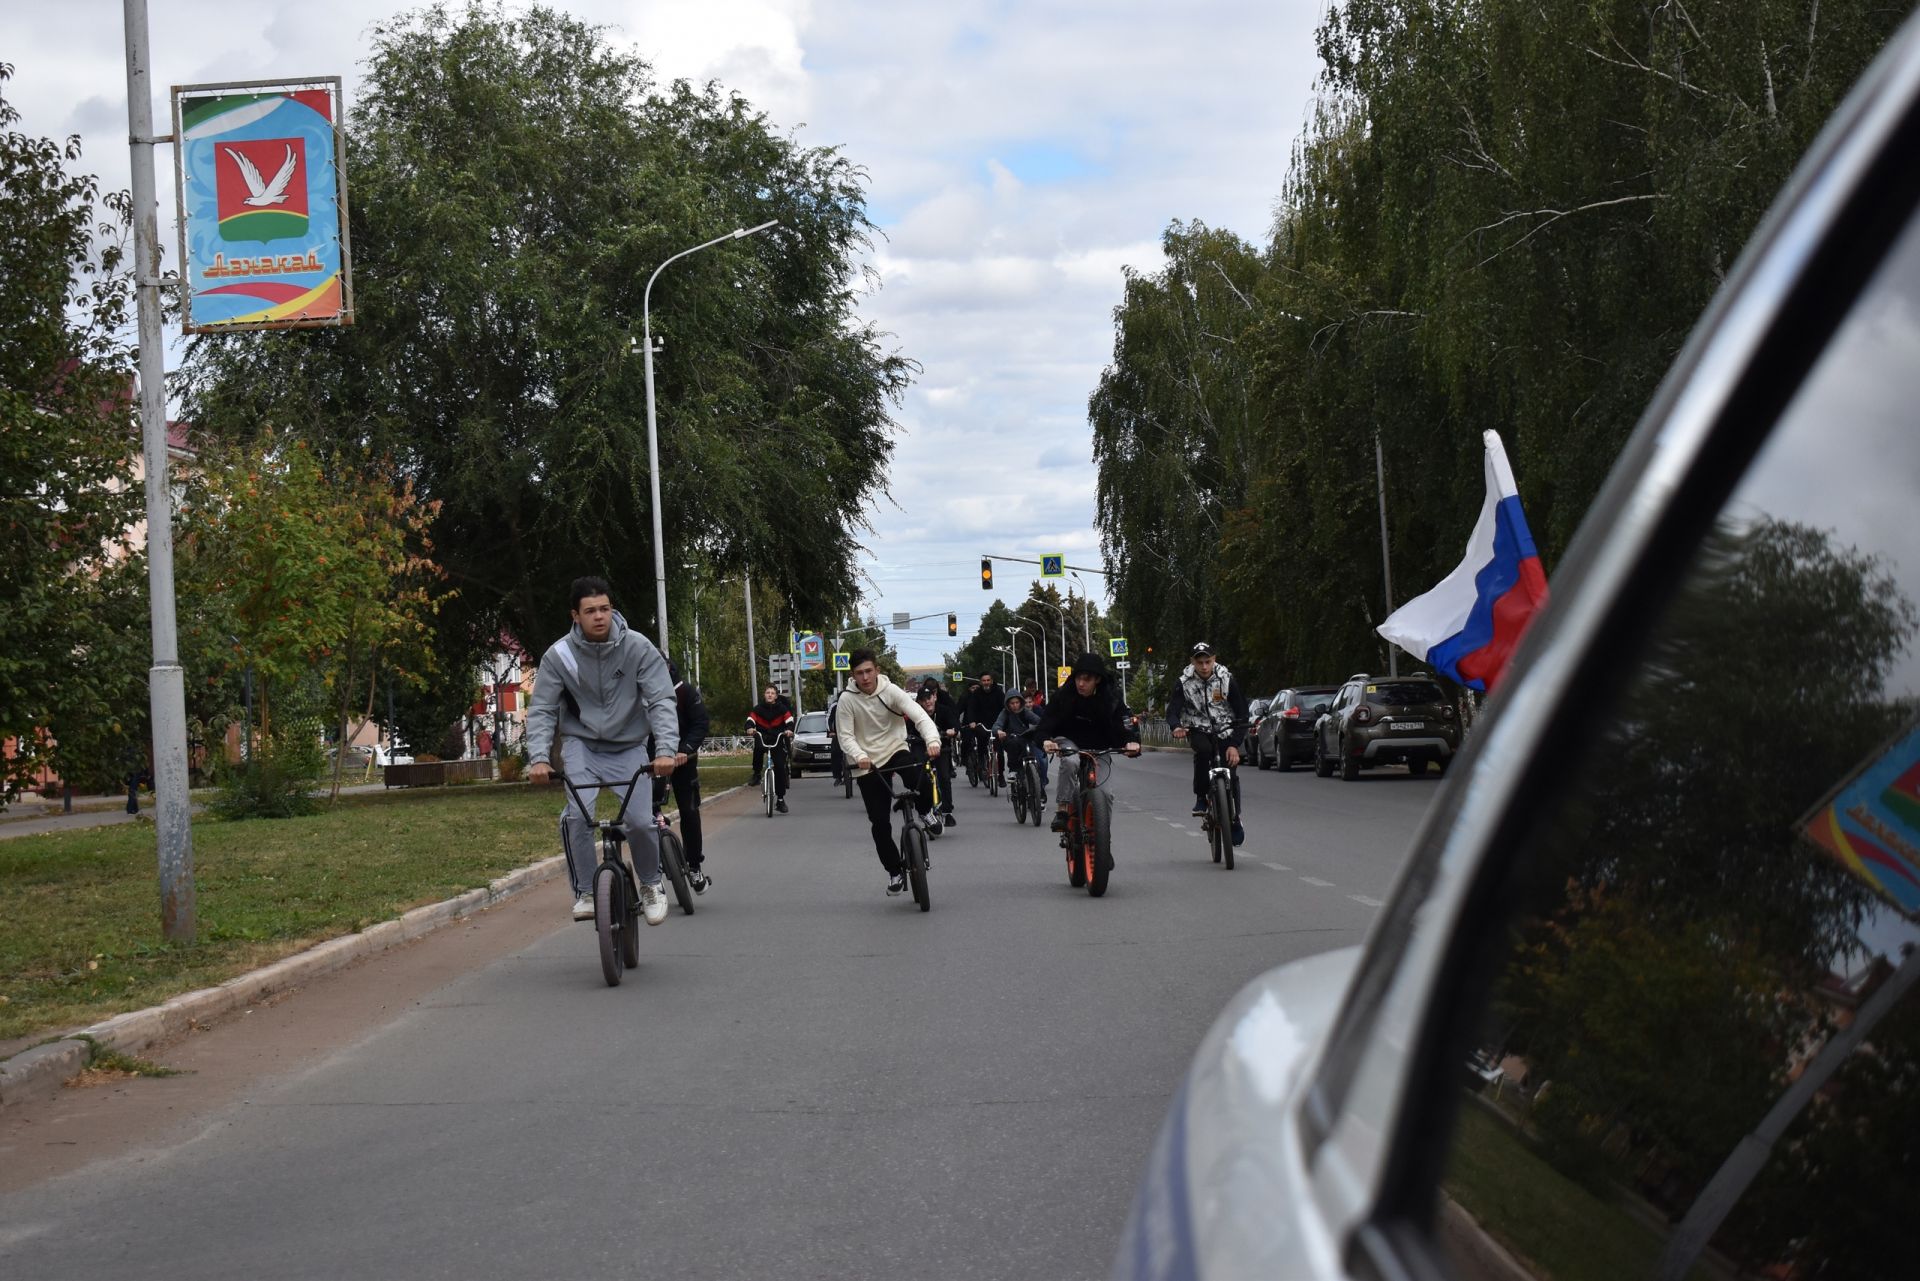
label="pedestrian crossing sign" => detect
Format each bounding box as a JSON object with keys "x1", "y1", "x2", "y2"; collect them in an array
[
  {"x1": 1040, "y1": 554, "x2": 1064, "y2": 578},
  {"x1": 832, "y1": 651, "x2": 850, "y2": 671},
  {"x1": 1109, "y1": 637, "x2": 1128, "y2": 657}
]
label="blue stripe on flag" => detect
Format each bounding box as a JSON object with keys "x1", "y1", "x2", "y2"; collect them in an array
[{"x1": 1426, "y1": 495, "x2": 1539, "y2": 690}]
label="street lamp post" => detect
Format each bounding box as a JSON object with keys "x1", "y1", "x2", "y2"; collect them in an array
[
  {"x1": 1026, "y1": 598, "x2": 1069, "y2": 673},
  {"x1": 640, "y1": 219, "x2": 778, "y2": 658},
  {"x1": 1068, "y1": 571, "x2": 1093, "y2": 651},
  {"x1": 1002, "y1": 629, "x2": 1025, "y2": 692},
  {"x1": 993, "y1": 644, "x2": 1013, "y2": 690},
  {"x1": 1008, "y1": 623, "x2": 1043, "y2": 693}
]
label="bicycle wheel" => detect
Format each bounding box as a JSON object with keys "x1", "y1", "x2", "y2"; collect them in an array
[
  {"x1": 619, "y1": 870, "x2": 642, "y2": 969},
  {"x1": 593, "y1": 863, "x2": 624, "y2": 987},
  {"x1": 987, "y1": 753, "x2": 1000, "y2": 799},
  {"x1": 843, "y1": 769, "x2": 853, "y2": 799},
  {"x1": 966, "y1": 749, "x2": 980, "y2": 788},
  {"x1": 762, "y1": 767, "x2": 775, "y2": 817},
  {"x1": 1087, "y1": 798, "x2": 1112, "y2": 898},
  {"x1": 1025, "y1": 764, "x2": 1046, "y2": 826},
  {"x1": 1012, "y1": 778, "x2": 1028, "y2": 825},
  {"x1": 661, "y1": 830, "x2": 694, "y2": 915},
  {"x1": 1210, "y1": 775, "x2": 1235, "y2": 869},
  {"x1": 1065, "y1": 815, "x2": 1087, "y2": 887},
  {"x1": 903, "y1": 826, "x2": 931, "y2": 911}
]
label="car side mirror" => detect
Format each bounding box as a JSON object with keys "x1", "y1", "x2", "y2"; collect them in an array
[{"x1": 1313, "y1": 703, "x2": 1331, "y2": 716}]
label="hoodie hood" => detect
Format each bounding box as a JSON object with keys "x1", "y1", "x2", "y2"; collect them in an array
[{"x1": 571, "y1": 608, "x2": 630, "y2": 650}]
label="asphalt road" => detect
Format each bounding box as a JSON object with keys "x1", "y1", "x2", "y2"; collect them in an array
[{"x1": 0, "y1": 750, "x2": 1443, "y2": 1281}]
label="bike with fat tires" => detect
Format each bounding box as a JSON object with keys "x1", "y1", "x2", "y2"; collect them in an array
[
  {"x1": 555, "y1": 768, "x2": 654, "y2": 986},
  {"x1": 874, "y1": 760, "x2": 935, "y2": 911},
  {"x1": 1049, "y1": 739, "x2": 1138, "y2": 897}
]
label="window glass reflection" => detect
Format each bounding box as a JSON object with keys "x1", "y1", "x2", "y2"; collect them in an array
[{"x1": 1435, "y1": 216, "x2": 1920, "y2": 1281}]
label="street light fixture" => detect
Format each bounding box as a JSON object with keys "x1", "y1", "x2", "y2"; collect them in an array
[
  {"x1": 1026, "y1": 597, "x2": 1069, "y2": 671},
  {"x1": 639, "y1": 219, "x2": 780, "y2": 657},
  {"x1": 1007, "y1": 623, "x2": 1041, "y2": 693}
]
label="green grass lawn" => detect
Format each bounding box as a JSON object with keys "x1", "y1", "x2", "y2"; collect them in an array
[
  {"x1": 1443, "y1": 1099, "x2": 1701, "y2": 1281},
  {"x1": 1, "y1": 767, "x2": 746, "y2": 1047}
]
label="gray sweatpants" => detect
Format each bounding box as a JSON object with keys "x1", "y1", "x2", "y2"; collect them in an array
[
  {"x1": 558, "y1": 739, "x2": 661, "y2": 896},
  {"x1": 1055, "y1": 744, "x2": 1116, "y2": 820}
]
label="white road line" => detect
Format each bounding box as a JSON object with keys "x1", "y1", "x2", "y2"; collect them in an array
[
  {"x1": 1261, "y1": 862, "x2": 1292, "y2": 872},
  {"x1": 1167, "y1": 823, "x2": 1186, "y2": 830},
  {"x1": 1300, "y1": 876, "x2": 1334, "y2": 887},
  {"x1": 1349, "y1": 894, "x2": 1385, "y2": 908}
]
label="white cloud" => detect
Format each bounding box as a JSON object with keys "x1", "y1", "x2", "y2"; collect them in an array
[{"x1": 6, "y1": 0, "x2": 1325, "y2": 647}]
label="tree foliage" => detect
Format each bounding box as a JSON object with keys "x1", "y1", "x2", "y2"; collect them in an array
[
  {"x1": 0, "y1": 63, "x2": 149, "y2": 803},
  {"x1": 1093, "y1": 2, "x2": 1905, "y2": 689},
  {"x1": 177, "y1": 2, "x2": 910, "y2": 677}
]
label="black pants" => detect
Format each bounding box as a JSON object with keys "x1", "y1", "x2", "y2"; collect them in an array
[
  {"x1": 1189, "y1": 734, "x2": 1243, "y2": 817},
  {"x1": 652, "y1": 758, "x2": 703, "y2": 867},
  {"x1": 930, "y1": 736, "x2": 955, "y2": 812},
  {"x1": 752, "y1": 738, "x2": 790, "y2": 798},
  {"x1": 856, "y1": 749, "x2": 928, "y2": 875},
  {"x1": 961, "y1": 724, "x2": 991, "y2": 768}
]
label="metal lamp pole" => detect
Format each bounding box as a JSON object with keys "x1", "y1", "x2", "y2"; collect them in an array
[
  {"x1": 123, "y1": 0, "x2": 194, "y2": 942},
  {"x1": 640, "y1": 219, "x2": 778, "y2": 656},
  {"x1": 1068, "y1": 571, "x2": 1093, "y2": 650},
  {"x1": 1002, "y1": 629, "x2": 1024, "y2": 692},
  {"x1": 1027, "y1": 598, "x2": 1069, "y2": 672}
]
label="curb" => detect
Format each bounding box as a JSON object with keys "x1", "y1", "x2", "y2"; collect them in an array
[{"x1": 0, "y1": 781, "x2": 744, "y2": 1111}]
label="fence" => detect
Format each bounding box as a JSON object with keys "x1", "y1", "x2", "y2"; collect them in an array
[{"x1": 383, "y1": 758, "x2": 496, "y2": 788}]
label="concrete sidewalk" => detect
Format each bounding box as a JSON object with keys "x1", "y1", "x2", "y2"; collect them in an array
[{"x1": 0, "y1": 781, "x2": 392, "y2": 842}]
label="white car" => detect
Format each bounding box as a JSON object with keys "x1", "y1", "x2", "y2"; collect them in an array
[
  {"x1": 1117, "y1": 19, "x2": 1920, "y2": 1281},
  {"x1": 372, "y1": 743, "x2": 413, "y2": 767}
]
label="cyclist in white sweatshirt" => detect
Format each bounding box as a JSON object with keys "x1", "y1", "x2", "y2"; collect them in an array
[{"x1": 834, "y1": 648, "x2": 942, "y2": 894}]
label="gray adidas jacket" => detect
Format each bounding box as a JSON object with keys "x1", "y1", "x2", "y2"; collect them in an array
[{"x1": 524, "y1": 610, "x2": 680, "y2": 765}]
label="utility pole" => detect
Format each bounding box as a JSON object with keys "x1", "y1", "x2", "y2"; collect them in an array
[
  {"x1": 742, "y1": 572, "x2": 757, "y2": 702},
  {"x1": 124, "y1": 0, "x2": 195, "y2": 942},
  {"x1": 1375, "y1": 432, "x2": 1397, "y2": 678}
]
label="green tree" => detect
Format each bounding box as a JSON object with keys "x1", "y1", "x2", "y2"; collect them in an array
[
  {"x1": 0, "y1": 63, "x2": 148, "y2": 805},
  {"x1": 177, "y1": 2, "x2": 908, "y2": 675}
]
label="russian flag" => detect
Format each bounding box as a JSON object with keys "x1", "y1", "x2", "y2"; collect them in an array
[{"x1": 1378, "y1": 431, "x2": 1548, "y2": 693}]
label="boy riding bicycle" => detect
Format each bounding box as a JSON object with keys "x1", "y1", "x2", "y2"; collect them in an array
[
  {"x1": 835, "y1": 650, "x2": 942, "y2": 895},
  {"x1": 1035, "y1": 652, "x2": 1140, "y2": 832},
  {"x1": 1167, "y1": 641, "x2": 1251, "y2": 846}
]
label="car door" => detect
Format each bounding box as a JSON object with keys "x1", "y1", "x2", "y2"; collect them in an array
[
  {"x1": 1117, "y1": 15, "x2": 1920, "y2": 1281},
  {"x1": 1312, "y1": 22, "x2": 1920, "y2": 1281}
]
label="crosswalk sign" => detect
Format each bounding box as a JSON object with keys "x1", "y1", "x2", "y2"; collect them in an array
[
  {"x1": 1040, "y1": 554, "x2": 1064, "y2": 578},
  {"x1": 1109, "y1": 637, "x2": 1128, "y2": 658},
  {"x1": 832, "y1": 651, "x2": 850, "y2": 671}
]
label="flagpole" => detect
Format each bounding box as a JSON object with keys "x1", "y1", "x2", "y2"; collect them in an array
[{"x1": 1375, "y1": 431, "x2": 1397, "y2": 677}]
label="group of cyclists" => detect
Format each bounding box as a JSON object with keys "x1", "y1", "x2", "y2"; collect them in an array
[{"x1": 522, "y1": 575, "x2": 1257, "y2": 911}]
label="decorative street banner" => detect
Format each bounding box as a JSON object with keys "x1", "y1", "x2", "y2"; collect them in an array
[
  {"x1": 173, "y1": 78, "x2": 352, "y2": 332},
  {"x1": 1800, "y1": 718, "x2": 1920, "y2": 918},
  {"x1": 798, "y1": 634, "x2": 825, "y2": 671}
]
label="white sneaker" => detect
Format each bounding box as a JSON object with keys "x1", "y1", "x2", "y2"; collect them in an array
[
  {"x1": 641, "y1": 880, "x2": 668, "y2": 925},
  {"x1": 572, "y1": 893, "x2": 594, "y2": 921}
]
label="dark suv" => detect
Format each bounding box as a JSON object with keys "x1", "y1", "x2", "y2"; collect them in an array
[
  {"x1": 1254, "y1": 685, "x2": 1338, "y2": 771},
  {"x1": 1312, "y1": 674, "x2": 1458, "y2": 779}
]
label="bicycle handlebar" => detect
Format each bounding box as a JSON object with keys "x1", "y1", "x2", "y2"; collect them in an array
[{"x1": 551, "y1": 768, "x2": 651, "y2": 827}]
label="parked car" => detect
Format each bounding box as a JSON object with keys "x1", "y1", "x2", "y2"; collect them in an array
[
  {"x1": 1116, "y1": 23, "x2": 1920, "y2": 1280},
  {"x1": 1254, "y1": 685, "x2": 1339, "y2": 771},
  {"x1": 1311, "y1": 673, "x2": 1459, "y2": 779},
  {"x1": 372, "y1": 743, "x2": 413, "y2": 767},
  {"x1": 1242, "y1": 697, "x2": 1270, "y2": 758},
  {"x1": 789, "y1": 711, "x2": 832, "y2": 776}
]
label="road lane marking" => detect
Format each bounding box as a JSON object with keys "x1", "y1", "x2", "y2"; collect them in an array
[
  {"x1": 1300, "y1": 876, "x2": 1334, "y2": 887},
  {"x1": 1349, "y1": 894, "x2": 1385, "y2": 907},
  {"x1": 1262, "y1": 862, "x2": 1292, "y2": 872},
  {"x1": 1168, "y1": 823, "x2": 1186, "y2": 830}
]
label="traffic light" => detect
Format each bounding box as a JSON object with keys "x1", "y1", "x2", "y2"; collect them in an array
[
  {"x1": 980, "y1": 558, "x2": 993, "y2": 590},
  {"x1": 947, "y1": 613, "x2": 958, "y2": 637}
]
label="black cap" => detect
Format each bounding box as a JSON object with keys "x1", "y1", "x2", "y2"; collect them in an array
[{"x1": 1191, "y1": 641, "x2": 1215, "y2": 657}]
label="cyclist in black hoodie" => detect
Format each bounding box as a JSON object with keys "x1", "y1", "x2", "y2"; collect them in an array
[
  {"x1": 957, "y1": 672, "x2": 1004, "y2": 777},
  {"x1": 1034, "y1": 652, "x2": 1141, "y2": 833},
  {"x1": 650, "y1": 661, "x2": 713, "y2": 892}
]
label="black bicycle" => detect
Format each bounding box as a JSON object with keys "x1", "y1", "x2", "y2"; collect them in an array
[
  {"x1": 1049, "y1": 740, "x2": 1139, "y2": 897},
  {"x1": 962, "y1": 724, "x2": 986, "y2": 788},
  {"x1": 652, "y1": 801, "x2": 695, "y2": 915},
  {"x1": 1003, "y1": 733, "x2": 1046, "y2": 826},
  {"x1": 556, "y1": 768, "x2": 653, "y2": 986},
  {"x1": 874, "y1": 760, "x2": 935, "y2": 912},
  {"x1": 1185, "y1": 728, "x2": 1239, "y2": 870}
]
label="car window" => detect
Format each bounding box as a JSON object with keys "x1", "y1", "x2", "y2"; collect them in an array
[
  {"x1": 1368, "y1": 681, "x2": 1444, "y2": 707},
  {"x1": 1424, "y1": 206, "x2": 1920, "y2": 1281},
  {"x1": 796, "y1": 712, "x2": 828, "y2": 733}
]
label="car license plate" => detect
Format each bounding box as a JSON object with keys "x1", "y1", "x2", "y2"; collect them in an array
[{"x1": 1389, "y1": 721, "x2": 1423, "y2": 731}]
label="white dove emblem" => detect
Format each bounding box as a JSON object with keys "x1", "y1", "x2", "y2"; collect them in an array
[{"x1": 225, "y1": 145, "x2": 298, "y2": 207}]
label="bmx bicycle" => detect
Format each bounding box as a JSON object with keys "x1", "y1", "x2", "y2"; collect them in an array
[
  {"x1": 555, "y1": 768, "x2": 658, "y2": 986},
  {"x1": 872, "y1": 759, "x2": 936, "y2": 912}
]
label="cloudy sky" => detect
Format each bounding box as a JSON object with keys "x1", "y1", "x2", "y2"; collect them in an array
[{"x1": 8, "y1": 0, "x2": 1326, "y2": 666}]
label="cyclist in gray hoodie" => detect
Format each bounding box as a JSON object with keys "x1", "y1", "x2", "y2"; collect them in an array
[{"x1": 526, "y1": 576, "x2": 680, "y2": 925}]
